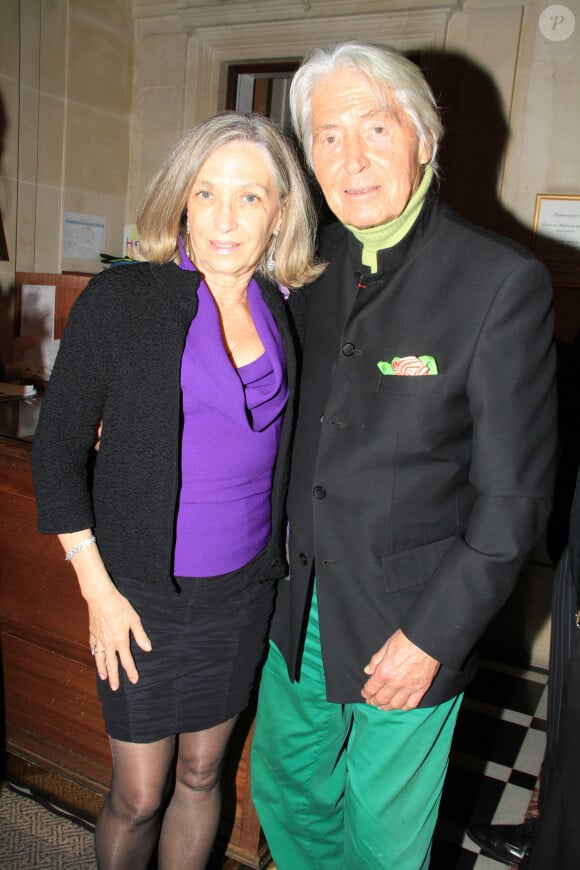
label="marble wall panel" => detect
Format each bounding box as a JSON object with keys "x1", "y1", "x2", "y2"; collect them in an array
[
  {"x1": 37, "y1": 95, "x2": 65, "y2": 189},
  {"x1": 33, "y1": 183, "x2": 64, "y2": 273},
  {"x1": 0, "y1": 0, "x2": 20, "y2": 82},
  {"x1": 68, "y1": 0, "x2": 134, "y2": 115},
  {"x1": 65, "y1": 106, "x2": 130, "y2": 195}
]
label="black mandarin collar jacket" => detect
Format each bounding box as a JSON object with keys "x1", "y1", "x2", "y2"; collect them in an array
[{"x1": 271, "y1": 191, "x2": 557, "y2": 706}]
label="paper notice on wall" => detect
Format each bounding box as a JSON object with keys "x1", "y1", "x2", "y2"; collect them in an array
[
  {"x1": 20, "y1": 284, "x2": 56, "y2": 339},
  {"x1": 123, "y1": 224, "x2": 142, "y2": 258},
  {"x1": 63, "y1": 211, "x2": 106, "y2": 259}
]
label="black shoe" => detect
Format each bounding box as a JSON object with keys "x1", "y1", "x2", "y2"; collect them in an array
[{"x1": 466, "y1": 818, "x2": 540, "y2": 866}]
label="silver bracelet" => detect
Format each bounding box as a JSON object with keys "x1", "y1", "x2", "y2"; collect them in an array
[{"x1": 65, "y1": 535, "x2": 96, "y2": 562}]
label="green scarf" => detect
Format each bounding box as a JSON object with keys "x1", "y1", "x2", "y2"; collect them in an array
[{"x1": 347, "y1": 166, "x2": 433, "y2": 273}]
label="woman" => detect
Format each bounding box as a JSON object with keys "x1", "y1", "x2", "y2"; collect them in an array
[{"x1": 32, "y1": 111, "x2": 323, "y2": 870}]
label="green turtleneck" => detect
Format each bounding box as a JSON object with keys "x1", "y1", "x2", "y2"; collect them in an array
[{"x1": 347, "y1": 166, "x2": 433, "y2": 273}]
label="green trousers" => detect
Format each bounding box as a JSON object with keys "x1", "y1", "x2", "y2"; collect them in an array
[{"x1": 251, "y1": 587, "x2": 461, "y2": 869}]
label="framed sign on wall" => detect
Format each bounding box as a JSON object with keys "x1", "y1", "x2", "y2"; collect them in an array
[{"x1": 533, "y1": 194, "x2": 580, "y2": 286}]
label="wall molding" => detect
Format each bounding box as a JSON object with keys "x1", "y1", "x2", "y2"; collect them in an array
[
  {"x1": 172, "y1": 0, "x2": 459, "y2": 29},
  {"x1": 174, "y1": 7, "x2": 455, "y2": 125}
]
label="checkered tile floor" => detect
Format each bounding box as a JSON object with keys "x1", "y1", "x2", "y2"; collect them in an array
[
  {"x1": 4, "y1": 656, "x2": 547, "y2": 869},
  {"x1": 431, "y1": 658, "x2": 548, "y2": 869}
]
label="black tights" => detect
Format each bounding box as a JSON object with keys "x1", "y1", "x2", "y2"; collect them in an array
[{"x1": 95, "y1": 716, "x2": 239, "y2": 870}]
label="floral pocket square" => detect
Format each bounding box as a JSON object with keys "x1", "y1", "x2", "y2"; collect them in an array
[{"x1": 377, "y1": 355, "x2": 438, "y2": 376}]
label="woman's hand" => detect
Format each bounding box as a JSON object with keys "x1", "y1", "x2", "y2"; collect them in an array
[
  {"x1": 59, "y1": 530, "x2": 152, "y2": 690},
  {"x1": 87, "y1": 587, "x2": 152, "y2": 690}
]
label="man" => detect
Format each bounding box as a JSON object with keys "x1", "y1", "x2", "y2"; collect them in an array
[
  {"x1": 468, "y1": 465, "x2": 580, "y2": 868},
  {"x1": 251, "y1": 41, "x2": 557, "y2": 869},
  {"x1": 467, "y1": 533, "x2": 579, "y2": 868},
  {"x1": 529, "y1": 476, "x2": 580, "y2": 870}
]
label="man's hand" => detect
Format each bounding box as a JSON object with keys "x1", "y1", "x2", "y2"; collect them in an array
[{"x1": 361, "y1": 629, "x2": 440, "y2": 710}]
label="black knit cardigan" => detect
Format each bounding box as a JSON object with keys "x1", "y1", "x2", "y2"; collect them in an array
[{"x1": 32, "y1": 261, "x2": 304, "y2": 583}]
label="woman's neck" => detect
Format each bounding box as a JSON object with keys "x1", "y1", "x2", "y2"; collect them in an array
[
  {"x1": 204, "y1": 274, "x2": 251, "y2": 311},
  {"x1": 177, "y1": 238, "x2": 253, "y2": 308}
]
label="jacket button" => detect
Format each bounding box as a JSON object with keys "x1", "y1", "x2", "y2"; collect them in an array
[
  {"x1": 299, "y1": 553, "x2": 308, "y2": 565},
  {"x1": 342, "y1": 342, "x2": 355, "y2": 356},
  {"x1": 313, "y1": 485, "x2": 326, "y2": 499}
]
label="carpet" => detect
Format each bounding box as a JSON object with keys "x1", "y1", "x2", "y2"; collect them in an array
[{"x1": 0, "y1": 782, "x2": 96, "y2": 869}]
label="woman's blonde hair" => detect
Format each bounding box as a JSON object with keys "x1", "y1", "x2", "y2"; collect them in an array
[{"x1": 137, "y1": 111, "x2": 324, "y2": 287}]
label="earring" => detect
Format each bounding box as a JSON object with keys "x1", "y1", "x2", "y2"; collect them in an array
[
  {"x1": 267, "y1": 229, "x2": 279, "y2": 274},
  {"x1": 185, "y1": 217, "x2": 191, "y2": 260}
]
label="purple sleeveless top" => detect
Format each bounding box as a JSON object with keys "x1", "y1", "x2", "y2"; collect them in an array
[{"x1": 173, "y1": 250, "x2": 289, "y2": 576}]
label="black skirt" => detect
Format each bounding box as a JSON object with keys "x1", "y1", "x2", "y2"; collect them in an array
[{"x1": 97, "y1": 552, "x2": 276, "y2": 743}]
